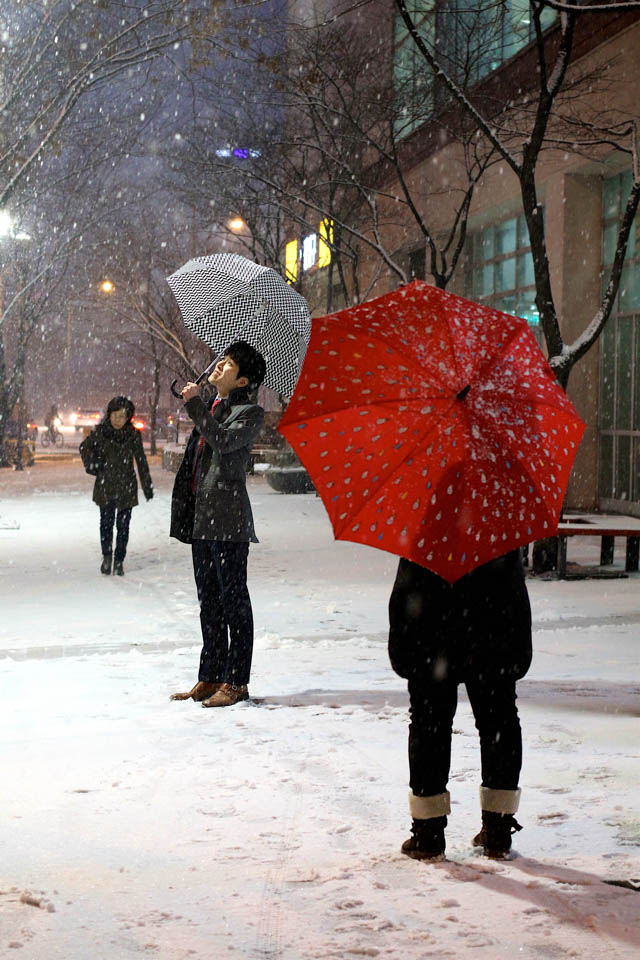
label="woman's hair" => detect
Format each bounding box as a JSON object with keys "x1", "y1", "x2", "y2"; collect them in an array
[
  {"x1": 105, "y1": 396, "x2": 135, "y2": 422},
  {"x1": 225, "y1": 341, "x2": 267, "y2": 390}
]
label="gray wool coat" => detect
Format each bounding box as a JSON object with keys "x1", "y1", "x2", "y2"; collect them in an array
[{"x1": 170, "y1": 392, "x2": 264, "y2": 544}]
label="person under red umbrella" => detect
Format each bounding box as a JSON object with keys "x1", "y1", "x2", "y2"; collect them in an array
[
  {"x1": 280, "y1": 279, "x2": 585, "y2": 860},
  {"x1": 389, "y1": 545, "x2": 532, "y2": 860}
]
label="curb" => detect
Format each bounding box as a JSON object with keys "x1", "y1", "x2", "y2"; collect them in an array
[{"x1": 34, "y1": 452, "x2": 80, "y2": 462}]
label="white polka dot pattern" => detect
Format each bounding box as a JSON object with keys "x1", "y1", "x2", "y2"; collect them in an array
[
  {"x1": 278, "y1": 279, "x2": 586, "y2": 582},
  {"x1": 167, "y1": 253, "x2": 311, "y2": 397}
]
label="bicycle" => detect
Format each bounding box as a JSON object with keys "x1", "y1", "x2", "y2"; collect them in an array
[{"x1": 41, "y1": 426, "x2": 64, "y2": 448}]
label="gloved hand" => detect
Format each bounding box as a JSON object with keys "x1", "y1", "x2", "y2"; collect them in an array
[{"x1": 145, "y1": 490, "x2": 154, "y2": 501}]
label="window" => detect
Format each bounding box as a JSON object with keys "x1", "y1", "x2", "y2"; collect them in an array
[
  {"x1": 408, "y1": 245, "x2": 426, "y2": 280},
  {"x1": 465, "y1": 213, "x2": 540, "y2": 335},
  {"x1": 393, "y1": 2, "x2": 555, "y2": 139},
  {"x1": 598, "y1": 171, "x2": 640, "y2": 504},
  {"x1": 393, "y1": 1, "x2": 436, "y2": 139}
]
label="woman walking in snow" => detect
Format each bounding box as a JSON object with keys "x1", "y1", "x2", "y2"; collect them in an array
[{"x1": 80, "y1": 396, "x2": 153, "y2": 576}]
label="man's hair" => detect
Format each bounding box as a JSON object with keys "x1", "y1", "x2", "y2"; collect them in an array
[{"x1": 225, "y1": 340, "x2": 266, "y2": 390}]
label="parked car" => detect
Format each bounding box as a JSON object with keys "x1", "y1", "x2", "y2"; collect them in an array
[
  {"x1": 70, "y1": 409, "x2": 102, "y2": 431},
  {"x1": 131, "y1": 411, "x2": 150, "y2": 434}
]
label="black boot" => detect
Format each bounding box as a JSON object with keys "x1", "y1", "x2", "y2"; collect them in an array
[
  {"x1": 100, "y1": 554, "x2": 112, "y2": 575},
  {"x1": 473, "y1": 811, "x2": 522, "y2": 859},
  {"x1": 113, "y1": 560, "x2": 124, "y2": 576},
  {"x1": 401, "y1": 816, "x2": 447, "y2": 861}
]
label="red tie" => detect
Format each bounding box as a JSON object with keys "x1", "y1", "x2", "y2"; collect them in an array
[{"x1": 191, "y1": 395, "x2": 222, "y2": 492}]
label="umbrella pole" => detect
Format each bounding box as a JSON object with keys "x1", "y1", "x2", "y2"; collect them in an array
[{"x1": 170, "y1": 355, "x2": 222, "y2": 399}]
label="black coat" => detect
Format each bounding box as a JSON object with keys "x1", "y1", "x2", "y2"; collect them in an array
[
  {"x1": 80, "y1": 422, "x2": 153, "y2": 509},
  {"x1": 388, "y1": 550, "x2": 532, "y2": 684},
  {"x1": 170, "y1": 389, "x2": 264, "y2": 544}
]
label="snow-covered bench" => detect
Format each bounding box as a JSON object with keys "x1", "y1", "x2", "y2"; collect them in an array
[
  {"x1": 556, "y1": 514, "x2": 640, "y2": 578},
  {"x1": 248, "y1": 446, "x2": 279, "y2": 475}
]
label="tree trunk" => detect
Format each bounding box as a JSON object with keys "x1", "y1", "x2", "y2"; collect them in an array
[{"x1": 147, "y1": 334, "x2": 161, "y2": 457}]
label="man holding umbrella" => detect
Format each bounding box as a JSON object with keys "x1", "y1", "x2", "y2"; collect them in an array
[
  {"x1": 165, "y1": 252, "x2": 311, "y2": 707},
  {"x1": 170, "y1": 341, "x2": 266, "y2": 708}
]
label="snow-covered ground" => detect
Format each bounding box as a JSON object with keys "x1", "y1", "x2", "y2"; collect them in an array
[{"x1": 1, "y1": 459, "x2": 639, "y2": 959}]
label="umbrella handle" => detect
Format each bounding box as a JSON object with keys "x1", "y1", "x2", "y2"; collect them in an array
[{"x1": 170, "y1": 356, "x2": 221, "y2": 400}]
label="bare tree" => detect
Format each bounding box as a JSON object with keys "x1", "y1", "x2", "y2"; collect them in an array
[
  {"x1": 0, "y1": 0, "x2": 189, "y2": 212},
  {"x1": 83, "y1": 207, "x2": 210, "y2": 450},
  {"x1": 169, "y1": 10, "x2": 497, "y2": 310},
  {"x1": 0, "y1": 232, "x2": 71, "y2": 464},
  {"x1": 394, "y1": 0, "x2": 640, "y2": 389}
]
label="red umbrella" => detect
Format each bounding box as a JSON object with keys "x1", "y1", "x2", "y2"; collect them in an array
[{"x1": 278, "y1": 279, "x2": 585, "y2": 583}]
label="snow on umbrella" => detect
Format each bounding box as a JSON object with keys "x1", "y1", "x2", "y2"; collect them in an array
[
  {"x1": 167, "y1": 253, "x2": 311, "y2": 397},
  {"x1": 278, "y1": 279, "x2": 585, "y2": 583}
]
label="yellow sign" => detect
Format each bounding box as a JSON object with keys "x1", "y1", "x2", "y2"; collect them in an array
[{"x1": 318, "y1": 219, "x2": 333, "y2": 268}]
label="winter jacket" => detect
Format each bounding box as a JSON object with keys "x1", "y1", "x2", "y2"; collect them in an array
[
  {"x1": 80, "y1": 421, "x2": 153, "y2": 509},
  {"x1": 170, "y1": 388, "x2": 264, "y2": 544},
  {"x1": 388, "y1": 550, "x2": 532, "y2": 684}
]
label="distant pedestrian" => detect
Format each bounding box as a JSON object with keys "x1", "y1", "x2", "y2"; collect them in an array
[
  {"x1": 169, "y1": 341, "x2": 266, "y2": 709},
  {"x1": 80, "y1": 396, "x2": 153, "y2": 576},
  {"x1": 388, "y1": 549, "x2": 532, "y2": 861}
]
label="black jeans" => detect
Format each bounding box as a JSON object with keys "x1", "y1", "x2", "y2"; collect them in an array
[
  {"x1": 408, "y1": 675, "x2": 523, "y2": 797},
  {"x1": 192, "y1": 539, "x2": 254, "y2": 686},
  {"x1": 99, "y1": 503, "x2": 132, "y2": 563}
]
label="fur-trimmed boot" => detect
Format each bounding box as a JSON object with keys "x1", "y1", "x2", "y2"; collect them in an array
[
  {"x1": 401, "y1": 791, "x2": 450, "y2": 861},
  {"x1": 473, "y1": 787, "x2": 522, "y2": 859},
  {"x1": 100, "y1": 553, "x2": 112, "y2": 575}
]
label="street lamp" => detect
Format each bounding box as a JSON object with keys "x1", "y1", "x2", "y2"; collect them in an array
[
  {"x1": 100, "y1": 279, "x2": 114, "y2": 293},
  {"x1": 229, "y1": 217, "x2": 245, "y2": 232}
]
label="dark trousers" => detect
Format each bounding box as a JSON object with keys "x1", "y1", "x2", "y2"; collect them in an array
[
  {"x1": 408, "y1": 675, "x2": 523, "y2": 798},
  {"x1": 99, "y1": 503, "x2": 132, "y2": 562},
  {"x1": 192, "y1": 539, "x2": 254, "y2": 686}
]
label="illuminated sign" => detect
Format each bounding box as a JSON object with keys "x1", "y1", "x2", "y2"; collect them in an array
[
  {"x1": 215, "y1": 147, "x2": 262, "y2": 159},
  {"x1": 318, "y1": 219, "x2": 333, "y2": 268},
  {"x1": 302, "y1": 234, "x2": 317, "y2": 271},
  {"x1": 285, "y1": 239, "x2": 298, "y2": 283}
]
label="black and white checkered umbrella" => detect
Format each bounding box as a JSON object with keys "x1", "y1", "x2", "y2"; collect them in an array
[{"x1": 167, "y1": 253, "x2": 311, "y2": 397}]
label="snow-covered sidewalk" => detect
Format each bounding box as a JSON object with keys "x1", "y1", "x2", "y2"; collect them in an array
[{"x1": 1, "y1": 460, "x2": 639, "y2": 959}]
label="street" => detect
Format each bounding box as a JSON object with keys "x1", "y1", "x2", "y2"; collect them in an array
[{"x1": 1, "y1": 459, "x2": 639, "y2": 959}]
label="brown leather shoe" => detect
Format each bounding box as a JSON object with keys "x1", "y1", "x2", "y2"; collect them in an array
[
  {"x1": 170, "y1": 681, "x2": 222, "y2": 702},
  {"x1": 201, "y1": 683, "x2": 249, "y2": 707}
]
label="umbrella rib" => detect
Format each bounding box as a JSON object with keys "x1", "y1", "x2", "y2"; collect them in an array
[
  {"x1": 328, "y1": 397, "x2": 464, "y2": 539},
  {"x1": 437, "y1": 308, "x2": 467, "y2": 393},
  {"x1": 313, "y1": 322, "x2": 456, "y2": 398},
  {"x1": 469, "y1": 405, "x2": 572, "y2": 529},
  {"x1": 282, "y1": 393, "x2": 455, "y2": 429},
  {"x1": 471, "y1": 321, "x2": 543, "y2": 391}
]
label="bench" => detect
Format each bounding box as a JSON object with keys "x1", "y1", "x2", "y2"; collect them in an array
[
  {"x1": 248, "y1": 447, "x2": 279, "y2": 475},
  {"x1": 555, "y1": 514, "x2": 640, "y2": 579}
]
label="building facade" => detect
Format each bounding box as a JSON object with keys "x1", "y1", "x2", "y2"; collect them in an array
[{"x1": 286, "y1": 0, "x2": 640, "y2": 514}]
